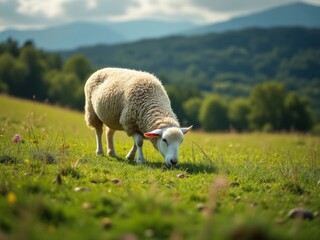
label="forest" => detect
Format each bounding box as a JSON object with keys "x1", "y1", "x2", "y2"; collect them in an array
[{"x1": 0, "y1": 27, "x2": 319, "y2": 133}]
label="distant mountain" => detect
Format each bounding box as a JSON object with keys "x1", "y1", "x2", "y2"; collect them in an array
[
  {"x1": 60, "y1": 27, "x2": 320, "y2": 113},
  {"x1": 189, "y1": 2, "x2": 320, "y2": 35},
  {"x1": 0, "y1": 22, "x2": 127, "y2": 51},
  {"x1": 111, "y1": 20, "x2": 197, "y2": 41},
  {"x1": 0, "y1": 20, "x2": 196, "y2": 51},
  {"x1": 1, "y1": 2, "x2": 319, "y2": 50}
]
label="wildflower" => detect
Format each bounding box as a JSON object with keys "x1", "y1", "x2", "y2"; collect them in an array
[
  {"x1": 12, "y1": 134, "x2": 22, "y2": 144},
  {"x1": 24, "y1": 159, "x2": 30, "y2": 165},
  {"x1": 7, "y1": 192, "x2": 17, "y2": 206}
]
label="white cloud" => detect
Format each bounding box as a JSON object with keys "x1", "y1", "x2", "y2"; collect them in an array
[
  {"x1": 87, "y1": 0, "x2": 97, "y2": 9},
  {"x1": 15, "y1": 0, "x2": 131, "y2": 20},
  {"x1": 191, "y1": 0, "x2": 320, "y2": 15},
  {"x1": 61, "y1": 0, "x2": 135, "y2": 22},
  {"x1": 109, "y1": 0, "x2": 230, "y2": 23},
  {"x1": 17, "y1": 0, "x2": 72, "y2": 18},
  {"x1": 1, "y1": 0, "x2": 320, "y2": 30}
]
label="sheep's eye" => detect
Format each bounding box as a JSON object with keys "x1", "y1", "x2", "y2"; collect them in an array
[{"x1": 162, "y1": 138, "x2": 168, "y2": 144}]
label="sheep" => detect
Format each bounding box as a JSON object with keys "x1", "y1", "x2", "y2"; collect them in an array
[{"x1": 84, "y1": 67, "x2": 192, "y2": 166}]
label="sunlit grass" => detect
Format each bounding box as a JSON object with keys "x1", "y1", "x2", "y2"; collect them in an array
[{"x1": 0, "y1": 95, "x2": 319, "y2": 239}]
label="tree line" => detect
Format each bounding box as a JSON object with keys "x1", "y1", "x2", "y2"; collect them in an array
[
  {"x1": 61, "y1": 27, "x2": 320, "y2": 115},
  {"x1": 0, "y1": 39, "x2": 89, "y2": 109},
  {"x1": 0, "y1": 39, "x2": 317, "y2": 133},
  {"x1": 169, "y1": 82, "x2": 314, "y2": 132}
]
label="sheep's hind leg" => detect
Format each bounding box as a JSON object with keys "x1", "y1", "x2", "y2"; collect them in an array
[
  {"x1": 132, "y1": 133, "x2": 146, "y2": 164},
  {"x1": 126, "y1": 143, "x2": 137, "y2": 161},
  {"x1": 95, "y1": 126, "x2": 104, "y2": 155},
  {"x1": 106, "y1": 127, "x2": 117, "y2": 158}
]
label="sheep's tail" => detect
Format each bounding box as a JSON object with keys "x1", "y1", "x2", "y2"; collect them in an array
[{"x1": 84, "y1": 86, "x2": 103, "y2": 129}]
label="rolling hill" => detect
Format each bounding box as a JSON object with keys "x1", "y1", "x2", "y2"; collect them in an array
[
  {"x1": 0, "y1": 20, "x2": 196, "y2": 51},
  {"x1": 0, "y1": 22, "x2": 127, "y2": 51},
  {"x1": 1, "y1": 2, "x2": 320, "y2": 50},
  {"x1": 60, "y1": 27, "x2": 320, "y2": 113},
  {"x1": 1, "y1": 95, "x2": 319, "y2": 239},
  {"x1": 190, "y1": 2, "x2": 320, "y2": 35}
]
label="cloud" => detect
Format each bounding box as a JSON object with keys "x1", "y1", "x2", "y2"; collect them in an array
[
  {"x1": 191, "y1": 0, "x2": 320, "y2": 15},
  {"x1": 1, "y1": 0, "x2": 320, "y2": 30},
  {"x1": 15, "y1": 0, "x2": 135, "y2": 21},
  {"x1": 0, "y1": 0, "x2": 137, "y2": 29},
  {"x1": 63, "y1": 0, "x2": 136, "y2": 21},
  {"x1": 17, "y1": 0, "x2": 71, "y2": 18},
  {"x1": 112, "y1": 0, "x2": 320, "y2": 23},
  {"x1": 0, "y1": 0, "x2": 46, "y2": 29},
  {"x1": 110, "y1": 0, "x2": 229, "y2": 23},
  {"x1": 0, "y1": 0, "x2": 65, "y2": 29}
]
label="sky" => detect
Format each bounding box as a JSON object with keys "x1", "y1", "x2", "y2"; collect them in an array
[{"x1": 0, "y1": 0, "x2": 320, "y2": 30}]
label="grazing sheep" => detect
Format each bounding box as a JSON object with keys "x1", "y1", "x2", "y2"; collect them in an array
[{"x1": 84, "y1": 68, "x2": 192, "y2": 166}]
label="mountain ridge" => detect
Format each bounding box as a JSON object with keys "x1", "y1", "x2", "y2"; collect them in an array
[
  {"x1": 0, "y1": 20, "x2": 196, "y2": 50},
  {"x1": 0, "y1": 2, "x2": 320, "y2": 50},
  {"x1": 59, "y1": 27, "x2": 320, "y2": 112},
  {"x1": 189, "y1": 2, "x2": 320, "y2": 35}
]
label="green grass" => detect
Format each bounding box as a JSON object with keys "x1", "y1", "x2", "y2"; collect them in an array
[{"x1": 0, "y1": 95, "x2": 319, "y2": 240}]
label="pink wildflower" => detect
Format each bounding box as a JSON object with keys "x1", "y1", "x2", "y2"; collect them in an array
[{"x1": 12, "y1": 134, "x2": 22, "y2": 144}]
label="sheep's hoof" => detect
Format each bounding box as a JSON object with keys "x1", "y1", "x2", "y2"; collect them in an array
[
  {"x1": 136, "y1": 158, "x2": 146, "y2": 164},
  {"x1": 107, "y1": 150, "x2": 117, "y2": 158},
  {"x1": 96, "y1": 150, "x2": 104, "y2": 156},
  {"x1": 126, "y1": 153, "x2": 135, "y2": 161}
]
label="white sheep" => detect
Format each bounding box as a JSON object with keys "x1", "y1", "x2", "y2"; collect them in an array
[{"x1": 84, "y1": 67, "x2": 192, "y2": 166}]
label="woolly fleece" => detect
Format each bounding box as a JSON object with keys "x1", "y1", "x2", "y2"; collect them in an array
[{"x1": 84, "y1": 68, "x2": 179, "y2": 140}]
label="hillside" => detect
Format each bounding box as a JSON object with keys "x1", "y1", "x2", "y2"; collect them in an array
[
  {"x1": 0, "y1": 20, "x2": 196, "y2": 51},
  {"x1": 1, "y1": 95, "x2": 320, "y2": 239},
  {"x1": 190, "y1": 2, "x2": 320, "y2": 35},
  {"x1": 1, "y1": 2, "x2": 320, "y2": 50},
  {"x1": 0, "y1": 22, "x2": 127, "y2": 51},
  {"x1": 60, "y1": 27, "x2": 320, "y2": 113}
]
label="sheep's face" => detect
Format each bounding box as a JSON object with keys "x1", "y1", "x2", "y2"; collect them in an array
[{"x1": 144, "y1": 126, "x2": 192, "y2": 166}]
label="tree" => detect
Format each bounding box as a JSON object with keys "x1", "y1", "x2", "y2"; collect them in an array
[
  {"x1": 46, "y1": 71, "x2": 84, "y2": 109},
  {"x1": 166, "y1": 86, "x2": 201, "y2": 124},
  {"x1": 228, "y1": 98, "x2": 251, "y2": 131},
  {"x1": 249, "y1": 82, "x2": 286, "y2": 130},
  {"x1": 0, "y1": 38, "x2": 20, "y2": 57},
  {"x1": 18, "y1": 46, "x2": 48, "y2": 99},
  {"x1": 183, "y1": 97, "x2": 202, "y2": 128},
  {"x1": 63, "y1": 55, "x2": 92, "y2": 81},
  {"x1": 0, "y1": 53, "x2": 27, "y2": 94},
  {"x1": 199, "y1": 95, "x2": 229, "y2": 131},
  {"x1": 46, "y1": 53, "x2": 62, "y2": 70},
  {"x1": 284, "y1": 92, "x2": 314, "y2": 131}
]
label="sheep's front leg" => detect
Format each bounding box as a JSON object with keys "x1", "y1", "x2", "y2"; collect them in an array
[
  {"x1": 126, "y1": 144, "x2": 137, "y2": 161},
  {"x1": 95, "y1": 126, "x2": 104, "y2": 155},
  {"x1": 106, "y1": 128, "x2": 117, "y2": 158},
  {"x1": 132, "y1": 133, "x2": 146, "y2": 164}
]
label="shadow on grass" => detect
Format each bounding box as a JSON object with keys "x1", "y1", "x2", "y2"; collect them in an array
[
  {"x1": 97, "y1": 154, "x2": 217, "y2": 174},
  {"x1": 145, "y1": 161, "x2": 217, "y2": 174},
  {"x1": 174, "y1": 162, "x2": 217, "y2": 174},
  {"x1": 0, "y1": 155, "x2": 19, "y2": 164},
  {"x1": 119, "y1": 158, "x2": 216, "y2": 174}
]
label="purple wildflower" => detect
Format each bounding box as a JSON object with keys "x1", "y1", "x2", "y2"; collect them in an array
[{"x1": 12, "y1": 134, "x2": 22, "y2": 144}]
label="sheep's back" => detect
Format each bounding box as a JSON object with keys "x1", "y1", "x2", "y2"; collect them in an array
[
  {"x1": 88, "y1": 68, "x2": 132, "y2": 130},
  {"x1": 87, "y1": 68, "x2": 177, "y2": 133},
  {"x1": 123, "y1": 71, "x2": 178, "y2": 134}
]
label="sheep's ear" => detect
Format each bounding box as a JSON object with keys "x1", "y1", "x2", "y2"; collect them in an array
[
  {"x1": 181, "y1": 125, "x2": 193, "y2": 134},
  {"x1": 144, "y1": 129, "x2": 163, "y2": 139}
]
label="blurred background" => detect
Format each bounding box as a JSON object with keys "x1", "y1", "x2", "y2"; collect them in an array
[{"x1": 0, "y1": 0, "x2": 319, "y2": 133}]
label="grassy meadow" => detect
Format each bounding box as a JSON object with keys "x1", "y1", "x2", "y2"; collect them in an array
[{"x1": 0, "y1": 95, "x2": 319, "y2": 240}]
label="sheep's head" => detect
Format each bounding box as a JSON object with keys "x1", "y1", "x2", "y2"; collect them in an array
[{"x1": 144, "y1": 126, "x2": 192, "y2": 166}]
